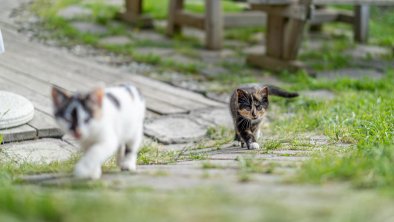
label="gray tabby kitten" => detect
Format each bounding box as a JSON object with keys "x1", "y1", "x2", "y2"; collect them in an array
[{"x1": 230, "y1": 85, "x2": 298, "y2": 149}]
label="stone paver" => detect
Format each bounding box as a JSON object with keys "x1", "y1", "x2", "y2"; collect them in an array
[
  {"x1": 192, "y1": 108, "x2": 233, "y2": 128},
  {"x1": 70, "y1": 22, "x2": 108, "y2": 35},
  {"x1": 243, "y1": 45, "x2": 266, "y2": 55},
  {"x1": 0, "y1": 138, "x2": 78, "y2": 164},
  {"x1": 345, "y1": 45, "x2": 392, "y2": 59},
  {"x1": 134, "y1": 47, "x2": 175, "y2": 57},
  {"x1": 200, "y1": 66, "x2": 227, "y2": 78},
  {"x1": 98, "y1": 36, "x2": 132, "y2": 45},
  {"x1": 144, "y1": 116, "x2": 208, "y2": 144},
  {"x1": 57, "y1": 5, "x2": 92, "y2": 20},
  {"x1": 132, "y1": 31, "x2": 170, "y2": 43}
]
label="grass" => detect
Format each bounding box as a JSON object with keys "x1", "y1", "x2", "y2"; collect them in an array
[
  {"x1": 264, "y1": 139, "x2": 282, "y2": 150},
  {"x1": 144, "y1": 0, "x2": 244, "y2": 20},
  {"x1": 270, "y1": 69, "x2": 394, "y2": 189}
]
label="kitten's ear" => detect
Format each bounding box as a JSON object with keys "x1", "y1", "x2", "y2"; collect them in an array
[
  {"x1": 89, "y1": 87, "x2": 105, "y2": 107},
  {"x1": 236, "y1": 89, "x2": 248, "y2": 99},
  {"x1": 51, "y1": 86, "x2": 70, "y2": 107},
  {"x1": 258, "y1": 87, "x2": 269, "y2": 96}
]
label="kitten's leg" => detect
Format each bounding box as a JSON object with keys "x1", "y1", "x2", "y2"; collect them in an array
[
  {"x1": 234, "y1": 131, "x2": 245, "y2": 147},
  {"x1": 74, "y1": 140, "x2": 118, "y2": 179},
  {"x1": 116, "y1": 144, "x2": 126, "y2": 168},
  {"x1": 238, "y1": 129, "x2": 259, "y2": 150},
  {"x1": 120, "y1": 126, "x2": 143, "y2": 172}
]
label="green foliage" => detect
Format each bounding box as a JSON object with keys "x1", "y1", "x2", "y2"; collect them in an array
[
  {"x1": 273, "y1": 70, "x2": 394, "y2": 188},
  {"x1": 144, "y1": 0, "x2": 244, "y2": 19},
  {"x1": 137, "y1": 142, "x2": 178, "y2": 165},
  {"x1": 263, "y1": 140, "x2": 282, "y2": 150}
]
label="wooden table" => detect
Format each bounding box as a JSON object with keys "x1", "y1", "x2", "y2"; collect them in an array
[{"x1": 247, "y1": 0, "x2": 394, "y2": 72}]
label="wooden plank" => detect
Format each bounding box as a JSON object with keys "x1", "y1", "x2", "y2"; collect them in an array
[
  {"x1": 205, "y1": 0, "x2": 223, "y2": 50},
  {"x1": 27, "y1": 110, "x2": 64, "y2": 139},
  {"x1": 0, "y1": 77, "x2": 53, "y2": 115},
  {"x1": 283, "y1": 19, "x2": 306, "y2": 60},
  {"x1": 125, "y1": 75, "x2": 224, "y2": 107},
  {"x1": 174, "y1": 11, "x2": 205, "y2": 30},
  {"x1": 354, "y1": 5, "x2": 369, "y2": 43},
  {"x1": 0, "y1": 60, "x2": 187, "y2": 115},
  {"x1": 337, "y1": 12, "x2": 355, "y2": 23},
  {"x1": 309, "y1": 9, "x2": 339, "y2": 25},
  {"x1": 167, "y1": 0, "x2": 184, "y2": 36},
  {"x1": 125, "y1": 0, "x2": 142, "y2": 16},
  {"x1": 0, "y1": 64, "x2": 52, "y2": 97},
  {"x1": 0, "y1": 40, "x2": 189, "y2": 115},
  {"x1": 0, "y1": 124, "x2": 37, "y2": 143},
  {"x1": 2, "y1": 27, "x2": 222, "y2": 113},
  {"x1": 265, "y1": 14, "x2": 286, "y2": 58},
  {"x1": 224, "y1": 12, "x2": 266, "y2": 28}
]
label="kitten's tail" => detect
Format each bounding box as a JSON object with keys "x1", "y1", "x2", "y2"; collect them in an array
[{"x1": 267, "y1": 85, "x2": 299, "y2": 98}]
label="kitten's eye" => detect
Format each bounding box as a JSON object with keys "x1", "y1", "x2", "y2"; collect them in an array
[
  {"x1": 256, "y1": 105, "x2": 263, "y2": 110},
  {"x1": 245, "y1": 106, "x2": 251, "y2": 111}
]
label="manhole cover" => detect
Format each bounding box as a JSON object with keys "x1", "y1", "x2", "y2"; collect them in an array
[{"x1": 0, "y1": 91, "x2": 34, "y2": 129}]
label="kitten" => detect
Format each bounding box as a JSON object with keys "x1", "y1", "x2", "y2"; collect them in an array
[
  {"x1": 230, "y1": 85, "x2": 298, "y2": 149},
  {"x1": 51, "y1": 84, "x2": 145, "y2": 179}
]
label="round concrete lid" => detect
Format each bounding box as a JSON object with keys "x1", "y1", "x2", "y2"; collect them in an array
[{"x1": 0, "y1": 91, "x2": 34, "y2": 129}]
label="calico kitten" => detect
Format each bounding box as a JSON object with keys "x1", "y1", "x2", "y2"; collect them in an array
[
  {"x1": 52, "y1": 84, "x2": 145, "y2": 179},
  {"x1": 230, "y1": 85, "x2": 298, "y2": 149}
]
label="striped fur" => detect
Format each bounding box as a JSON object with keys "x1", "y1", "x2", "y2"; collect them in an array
[{"x1": 52, "y1": 84, "x2": 145, "y2": 179}]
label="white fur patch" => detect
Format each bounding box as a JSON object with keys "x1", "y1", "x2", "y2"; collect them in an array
[{"x1": 249, "y1": 142, "x2": 260, "y2": 150}]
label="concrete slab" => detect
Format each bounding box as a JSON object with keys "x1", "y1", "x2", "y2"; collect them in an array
[
  {"x1": 0, "y1": 138, "x2": 78, "y2": 164},
  {"x1": 57, "y1": 5, "x2": 92, "y2": 20},
  {"x1": 70, "y1": 22, "x2": 107, "y2": 35},
  {"x1": 144, "y1": 116, "x2": 208, "y2": 144}
]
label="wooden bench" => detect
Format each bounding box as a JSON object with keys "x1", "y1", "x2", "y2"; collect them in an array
[
  {"x1": 247, "y1": 0, "x2": 394, "y2": 71},
  {"x1": 167, "y1": 0, "x2": 266, "y2": 50}
]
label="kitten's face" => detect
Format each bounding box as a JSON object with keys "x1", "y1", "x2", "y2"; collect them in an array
[
  {"x1": 51, "y1": 86, "x2": 104, "y2": 140},
  {"x1": 236, "y1": 87, "x2": 268, "y2": 120}
]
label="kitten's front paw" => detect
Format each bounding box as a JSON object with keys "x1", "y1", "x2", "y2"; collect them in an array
[
  {"x1": 248, "y1": 142, "x2": 260, "y2": 150},
  {"x1": 74, "y1": 163, "x2": 101, "y2": 180}
]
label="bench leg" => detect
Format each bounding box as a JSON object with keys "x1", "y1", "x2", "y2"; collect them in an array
[
  {"x1": 205, "y1": 0, "x2": 223, "y2": 50},
  {"x1": 125, "y1": 0, "x2": 142, "y2": 17},
  {"x1": 167, "y1": 0, "x2": 184, "y2": 36},
  {"x1": 283, "y1": 19, "x2": 307, "y2": 60},
  {"x1": 119, "y1": 0, "x2": 152, "y2": 27},
  {"x1": 354, "y1": 5, "x2": 369, "y2": 43},
  {"x1": 266, "y1": 14, "x2": 286, "y2": 58}
]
